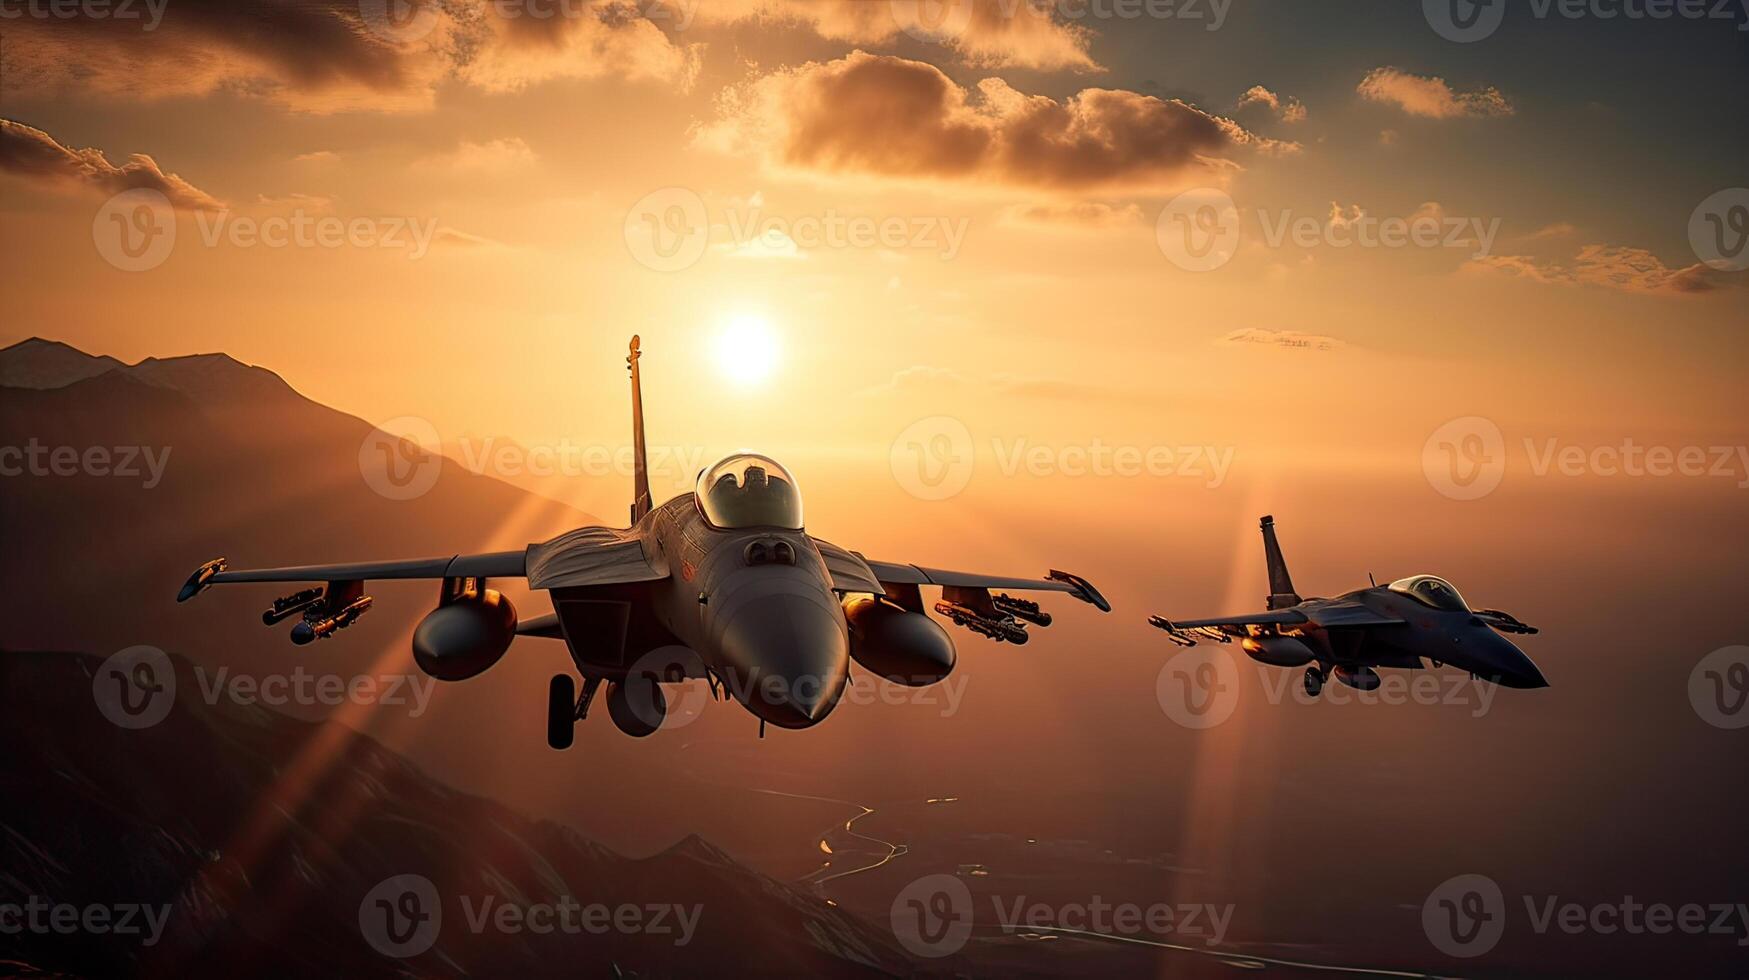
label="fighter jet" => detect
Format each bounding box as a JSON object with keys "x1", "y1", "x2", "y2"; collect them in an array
[
  {"x1": 177, "y1": 337, "x2": 1109, "y2": 746},
  {"x1": 1149, "y1": 516, "x2": 1546, "y2": 696}
]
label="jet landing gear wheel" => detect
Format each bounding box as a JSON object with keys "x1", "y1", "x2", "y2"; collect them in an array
[
  {"x1": 1303, "y1": 667, "x2": 1326, "y2": 698},
  {"x1": 548, "y1": 674, "x2": 576, "y2": 750},
  {"x1": 607, "y1": 677, "x2": 667, "y2": 738},
  {"x1": 548, "y1": 675, "x2": 603, "y2": 749}
]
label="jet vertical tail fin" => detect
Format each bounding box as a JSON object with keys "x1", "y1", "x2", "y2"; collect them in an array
[
  {"x1": 628, "y1": 336, "x2": 652, "y2": 524},
  {"x1": 1261, "y1": 515, "x2": 1302, "y2": 610}
]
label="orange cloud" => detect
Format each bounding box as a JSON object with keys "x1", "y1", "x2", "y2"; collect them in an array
[
  {"x1": 0, "y1": 119, "x2": 222, "y2": 210},
  {"x1": 1467, "y1": 245, "x2": 1719, "y2": 295},
  {"x1": 691, "y1": 0, "x2": 1099, "y2": 72},
  {"x1": 1236, "y1": 85, "x2": 1306, "y2": 123},
  {"x1": 699, "y1": 51, "x2": 1288, "y2": 194},
  {"x1": 2, "y1": 0, "x2": 699, "y2": 113},
  {"x1": 1357, "y1": 67, "x2": 1513, "y2": 119}
]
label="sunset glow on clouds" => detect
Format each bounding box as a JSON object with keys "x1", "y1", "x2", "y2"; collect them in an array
[{"x1": 0, "y1": 0, "x2": 1742, "y2": 472}]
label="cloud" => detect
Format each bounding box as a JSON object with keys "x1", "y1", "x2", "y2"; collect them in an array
[
  {"x1": 418, "y1": 138, "x2": 539, "y2": 174},
  {"x1": 1002, "y1": 201, "x2": 1145, "y2": 228},
  {"x1": 698, "y1": 51, "x2": 1291, "y2": 194},
  {"x1": 2, "y1": 0, "x2": 700, "y2": 113},
  {"x1": 0, "y1": 119, "x2": 222, "y2": 210},
  {"x1": 1223, "y1": 328, "x2": 1346, "y2": 352},
  {"x1": 1236, "y1": 85, "x2": 1306, "y2": 123},
  {"x1": 1357, "y1": 67, "x2": 1513, "y2": 119},
  {"x1": 690, "y1": 0, "x2": 1100, "y2": 72},
  {"x1": 1466, "y1": 245, "x2": 1720, "y2": 295}
]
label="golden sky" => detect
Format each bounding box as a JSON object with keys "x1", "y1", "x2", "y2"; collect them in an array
[{"x1": 1, "y1": 0, "x2": 1745, "y2": 517}]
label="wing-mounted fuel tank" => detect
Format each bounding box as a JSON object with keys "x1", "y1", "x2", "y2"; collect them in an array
[
  {"x1": 1240, "y1": 634, "x2": 1316, "y2": 668},
  {"x1": 843, "y1": 596, "x2": 957, "y2": 686},
  {"x1": 412, "y1": 577, "x2": 518, "y2": 681}
]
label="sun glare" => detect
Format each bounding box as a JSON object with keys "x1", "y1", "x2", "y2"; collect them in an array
[{"x1": 713, "y1": 313, "x2": 781, "y2": 387}]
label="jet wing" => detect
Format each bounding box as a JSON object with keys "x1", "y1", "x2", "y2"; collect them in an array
[
  {"x1": 810, "y1": 538, "x2": 1108, "y2": 644},
  {"x1": 1303, "y1": 601, "x2": 1406, "y2": 629},
  {"x1": 177, "y1": 550, "x2": 529, "y2": 600},
  {"x1": 1150, "y1": 601, "x2": 1405, "y2": 646},
  {"x1": 177, "y1": 526, "x2": 671, "y2": 602},
  {"x1": 857, "y1": 558, "x2": 1109, "y2": 611}
]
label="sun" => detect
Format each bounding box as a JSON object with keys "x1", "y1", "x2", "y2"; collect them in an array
[{"x1": 713, "y1": 313, "x2": 781, "y2": 387}]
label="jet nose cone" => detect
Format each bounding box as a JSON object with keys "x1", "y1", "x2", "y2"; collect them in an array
[
  {"x1": 716, "y1": 589, "x2": 850, "y2": 729},
  {"x1": 1477, "y1": 632, "x2": 1550, "y2": 689}
]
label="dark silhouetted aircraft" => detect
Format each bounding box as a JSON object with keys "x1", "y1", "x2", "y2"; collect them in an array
[
  {"x1": 1149, "y1": 516, "x2": 1546, "y2": 696},
  {"x1": 178, "y1": 337, "x2": 1108, "y2": 745}
]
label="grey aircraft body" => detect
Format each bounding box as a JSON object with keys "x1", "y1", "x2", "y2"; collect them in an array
[
  {"x1": 178, "y1": 337, "x2": 1109, "y2": 745},
  {"x1": 1150, "y1": 516, "x2": 1547, "y2": 697}
]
